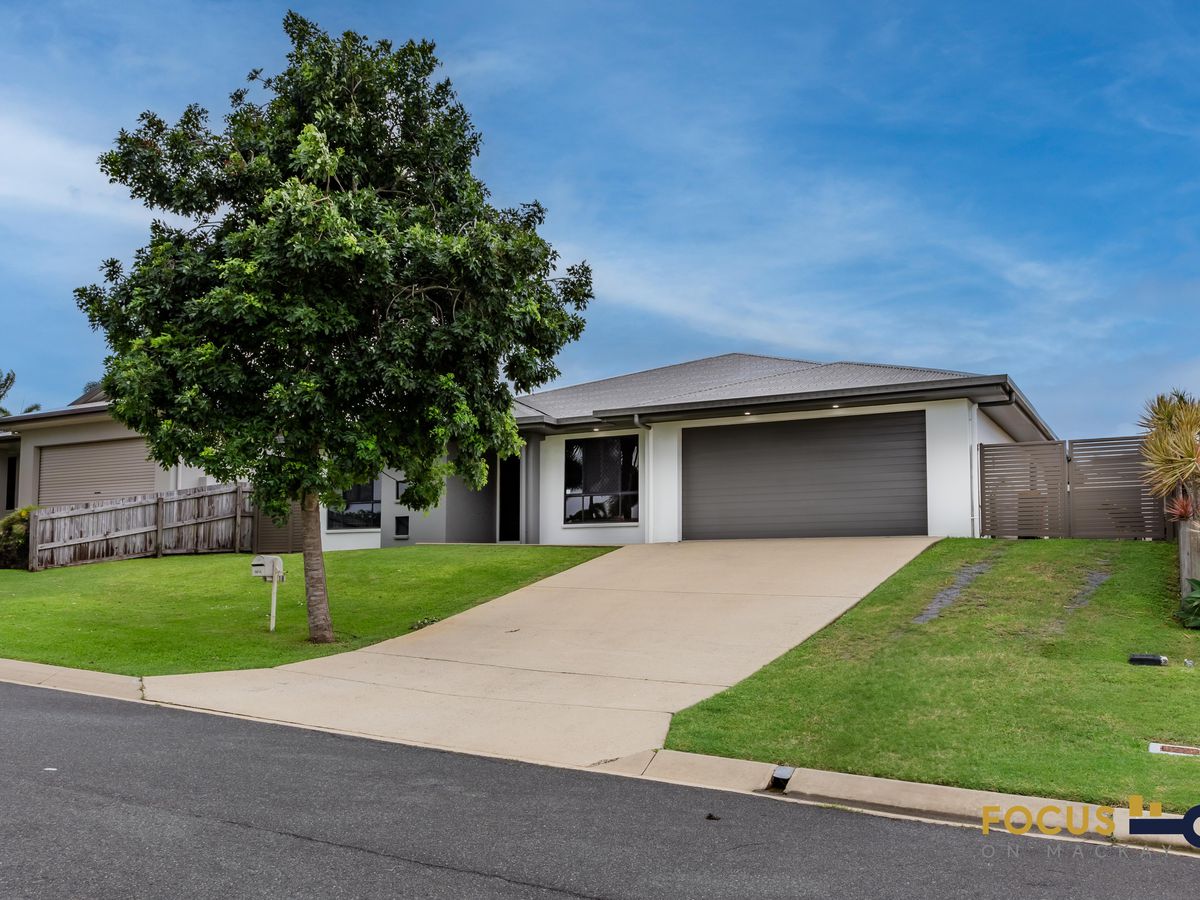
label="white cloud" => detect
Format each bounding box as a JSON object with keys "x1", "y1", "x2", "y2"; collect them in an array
[
  {"x1": 555, "y1": 170, "x2": 1113, "y2": 374},
  {"x1": 0, "y1": 111, "x2": 154, "y2": 225}
]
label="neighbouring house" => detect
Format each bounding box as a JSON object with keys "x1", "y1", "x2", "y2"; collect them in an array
[
  {"x1": 1, "y1": 353, "x2": 1054, "y2": 548},
  {"x1": 0, "y1": 432, "x2": 19, "y2": 514},
  {"x1": 0, "y1": 385, "x2": 380, "y2": 552}
]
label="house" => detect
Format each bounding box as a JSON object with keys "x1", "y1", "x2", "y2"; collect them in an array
[
  {"x1": 3, "y1": 352, "x2": 1053, "y2": 548},
  {"x1": 1, "y1": 386, "x2": 379, "y2": 552},
  {"x1": 384, "y1": 353, "x2": 1053, "y2": 545}
]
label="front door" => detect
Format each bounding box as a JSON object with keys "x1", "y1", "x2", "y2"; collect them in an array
[{"x1": 498, "y1": 454, "x2": 522, "y2": 542}]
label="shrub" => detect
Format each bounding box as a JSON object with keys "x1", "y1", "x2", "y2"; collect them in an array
[
  {"x1": 1140, "y1": 390, "x2": 1200, "y2": 515},
  {"x1": 0, "y1": 506, "x2": 34, "y2": 569},
  {"x1": 1181, "y1": 579, "x2": 1200, "y2": 629}
]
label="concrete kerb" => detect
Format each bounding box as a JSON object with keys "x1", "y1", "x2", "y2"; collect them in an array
[
  {"x1": 591, "y1": 749, "x2": 1200, "y2": 856},
  {"x1": 1, "y1": 659, "x2": 1196, "y2": 857},
  {"x1": 0, "y1": 657, "x2": 143, "y2": 702}
]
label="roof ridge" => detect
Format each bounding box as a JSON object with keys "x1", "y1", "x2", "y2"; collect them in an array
[
  {"x1": 730, "y1": 352, "x2": 823, "y2": 365},
  {"x1": 643, "y1": 359, "x2": 824, "y2": 404},
  {"x1": 830, "y1": 359, "x2": 978, "y2": 377},
  {"x1": 517, "y1": 352, "x2": 813, "y2": 401}
]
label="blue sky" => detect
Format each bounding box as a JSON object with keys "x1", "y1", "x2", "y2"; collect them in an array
[{"x1": 2, "y1": 1, "x2": 1199, "y2": 435}]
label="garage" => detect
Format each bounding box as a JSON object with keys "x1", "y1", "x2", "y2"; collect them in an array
[
  {"x1": 37, "y1": 438, "x2": 157, "y2": 507},
  {"x1": 681, "y1": 411, "x2": 928, "y2": 539}
]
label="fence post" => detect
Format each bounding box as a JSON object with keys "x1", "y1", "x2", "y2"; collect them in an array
[
  {"x1": 234, "y1": 483, "x2": 243, "y2": 553},
  {"x1": 27, "y1": 509, "x2": 40, "y2": 572},
  {"x1": 155, "y1": 496, "x2": 165, "y2": 558}
]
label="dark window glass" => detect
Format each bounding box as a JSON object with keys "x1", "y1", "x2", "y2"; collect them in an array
[
  {"x1": 327, "y1": 480, "x2": 382, "y2": 530},
  {"x1": 563, "y1": 436, "x2": 638, "y2": 524},
  {"x1": 395, "y1": 479, "x2": 407, "y2": 501},
  {"x1": 394, "y1": 516, "x2": 410, "y2": 539},
  {"x1": 4, "y1": 457, "x2": 15, "y2": 511}
]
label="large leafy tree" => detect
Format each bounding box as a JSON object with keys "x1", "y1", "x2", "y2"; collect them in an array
[{"x1": 76, "y1": 13, "x2": 591, "y2": 642}]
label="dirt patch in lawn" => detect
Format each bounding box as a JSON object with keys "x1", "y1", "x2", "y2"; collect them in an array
[
  {"x1": 912, "y1": 550, "x2": 1004, "y2": 624},
  {"x1": 1067, "y1": 569, "x2": 1111, "y2": 610}
]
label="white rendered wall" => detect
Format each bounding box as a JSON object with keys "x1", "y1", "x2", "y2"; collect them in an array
[
  {"x1": 320, "y1": 517, "x2": 382, "y2": 551},
  {"x1": 923, "y1": 399, "x2": 975, "y2": 538},
  {"x1": 969, "y1": 408, "x2": 1017, "y2": 539},
  {"x1": 976, "y1": 411, "x2": 1014, "y2": 445}
]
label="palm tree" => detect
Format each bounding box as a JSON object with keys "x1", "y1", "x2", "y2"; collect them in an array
[
  {"x1": 0, "y1": 370, "x2": 40, "y2": 418},
  {"x1": 1140, "y1": 390, "x2": 1200, "y2": 521}
]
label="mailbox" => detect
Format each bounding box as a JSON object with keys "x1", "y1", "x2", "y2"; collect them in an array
[
  {"x1": 251, "y1": 555, "x2": 285, "y2": 582},
  {"x1": 250, "y1": 555, "x2": 285, "y2": 632}
]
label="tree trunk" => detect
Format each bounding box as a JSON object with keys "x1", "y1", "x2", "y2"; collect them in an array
[{"x1": 300, "y1": 492, "x2": 334, "y2": 643}]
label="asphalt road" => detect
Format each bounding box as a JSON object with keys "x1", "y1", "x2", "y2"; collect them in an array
[{"x1": 0, "y1": 682, "x2": 1194, "y2": 899}]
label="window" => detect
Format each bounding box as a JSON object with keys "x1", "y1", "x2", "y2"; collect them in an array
[
  {"x1": 327, "y1": 481, "x2": 381, "y2": 530},
  {"x1": 394, "y1": 516, "x2": 410, "y2": 540},
  {"x1": 395, "y1": 479, "x2": 407, "y2": 501},
  {"x1": 564, "y1": 435, "x2": 638, "y2": 524},
  {"x1": 4, "y1": 457, "x2": 15, "y2": 511}
]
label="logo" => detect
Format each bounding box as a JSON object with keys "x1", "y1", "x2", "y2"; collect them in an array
[
  {"x1": 1126, "y1": 796, "x2": 1200, "y2": 849},
  {"x1": 981, "y1": 803, "x2": 1115, "y2": 838},
  {"x1": 981, "y1": 796, "x2": 1200, "y2": 848}
]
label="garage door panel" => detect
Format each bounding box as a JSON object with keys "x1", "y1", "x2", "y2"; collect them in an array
[
  {"x1": 38, "y1": 439, "x2": 158, "y2": 507},
  {"x1": 682, "y1": 411, "x2": 927, "y2": 539}
]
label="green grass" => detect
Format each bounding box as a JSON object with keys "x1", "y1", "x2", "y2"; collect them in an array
[
  {"x1": 666, "y1": 538, "x2": 1200, "y2": 812},
  {"x1": 0, "y1": 544, "x2": 610, "y2": 676}
]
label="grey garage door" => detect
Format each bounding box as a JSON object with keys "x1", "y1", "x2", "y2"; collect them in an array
[
  {"x1": 682, "y1": 411, "x2": 928, "y2": 539},
  {"x1": 37, "y1": 438, "x2": 157, "y2": 507}
]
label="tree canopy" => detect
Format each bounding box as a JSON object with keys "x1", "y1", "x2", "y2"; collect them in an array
[{"x1": 76, "y1": 12, "x2": 592, "y2": 640}]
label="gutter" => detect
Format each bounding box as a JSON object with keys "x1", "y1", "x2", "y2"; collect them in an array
[
  {"x1": 583, "y1": 375, "x2": 1056, "y2": 444},
  {"x1": 590, "y1": 375, "x2": 1014, "y2": 419},
  {"x1": 977, "y1": 382, "x2": 1057, "y2": 442},
  {"x1": 2, "y1": 402, "x2": 111, "y2": 428}
]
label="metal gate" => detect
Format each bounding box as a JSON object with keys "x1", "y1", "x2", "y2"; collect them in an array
[{"x1": 980, "y1": 436, "x2": 1167, "y2": 540}]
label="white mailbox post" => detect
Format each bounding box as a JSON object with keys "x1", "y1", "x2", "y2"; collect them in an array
[{"x1": 250, "y1": 555, "x2": 285, "y2": 632}]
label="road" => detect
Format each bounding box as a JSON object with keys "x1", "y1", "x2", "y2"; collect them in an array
[{"x1": 0, "y1": 682, "x2": 1194, "y2": 899}]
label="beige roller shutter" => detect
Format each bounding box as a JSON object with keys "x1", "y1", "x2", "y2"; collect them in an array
[{"x1": 38, "y1": 438, "x2": 158, "y2": 507}]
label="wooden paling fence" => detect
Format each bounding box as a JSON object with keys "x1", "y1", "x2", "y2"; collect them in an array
[{"x1": 28, "y1": 483, "x2": 255, "y2": 571}]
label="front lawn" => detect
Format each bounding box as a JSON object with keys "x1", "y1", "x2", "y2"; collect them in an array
[
  {"x1": 666, "y1": 538, "x2": 1200, "y2": 812},
  {"x1": 0, "y1": 544, "x2": 610, "y2": 676}
]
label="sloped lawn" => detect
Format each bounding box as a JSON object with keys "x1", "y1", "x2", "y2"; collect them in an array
[
  {"x1": 0, "y1": 544, "x2": 610, "y2": 676},
  {"x1": 666, "y1": 538, "x2": 1200, "y2": 812}
]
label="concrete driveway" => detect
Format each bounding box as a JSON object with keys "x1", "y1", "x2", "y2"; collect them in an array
[{"x1": 144, "y1": 537, "x2": 936, "y2": 767}]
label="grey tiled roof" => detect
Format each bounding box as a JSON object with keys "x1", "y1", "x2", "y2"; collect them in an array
[{"x1": 515, "y1": 353, "x2": 979, "y2": 421}]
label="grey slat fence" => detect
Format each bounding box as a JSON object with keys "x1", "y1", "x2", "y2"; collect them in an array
[
  {"x1": 28, "y1": 483, "x2": 254, "y2": 571},
  {"x1": 1068, "y1": 436, "x2": 1167, "y2": 539},
  {"x1": 979, "y1": 440, "x2": 1069, "y2": 538},
  {"x1": 980, "y1": 436, "x2": 1167, "y2": 540}
]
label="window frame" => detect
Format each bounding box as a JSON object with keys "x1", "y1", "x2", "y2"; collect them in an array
[
  {"x1": 326, "y1": 480, "x2": 382, "y2": 531},
  {"x1": 562, "y1": 434, "x2": 640, "y2": 526}
]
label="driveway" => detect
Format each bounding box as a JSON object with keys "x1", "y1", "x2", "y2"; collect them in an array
[{"x1": 144, "y1": 537, "x2": 936, "y2": 766}]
